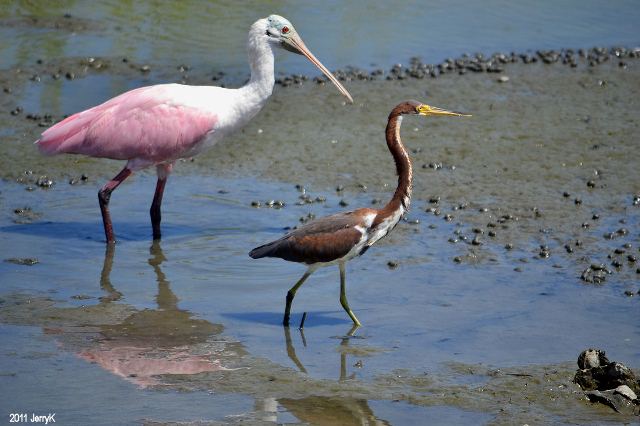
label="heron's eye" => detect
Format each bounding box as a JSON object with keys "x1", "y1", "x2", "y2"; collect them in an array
[{"x1": 281, "y1": 26, "x2": 290, "y2": 34}]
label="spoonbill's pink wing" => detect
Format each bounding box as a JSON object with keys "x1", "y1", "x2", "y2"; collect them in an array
[{"x1": 36, "y1": 84, "x2": 219, "y2": 166}]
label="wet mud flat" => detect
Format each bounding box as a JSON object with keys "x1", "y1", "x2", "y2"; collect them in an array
[
  {"x1": 2, "y1": 45, "x2": 639, "y2": 291},
  {"x1": 1, "y1": 28, "x2": 640, "y2": 426},
  {"x1": 0, "y1": 278, "x2": 634, "y2": 425},
  {"x1": 214, "y1": 57, "x2": 640, "y2": 289}
]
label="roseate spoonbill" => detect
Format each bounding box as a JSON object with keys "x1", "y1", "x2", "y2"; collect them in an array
[
  {"x1": 36, "y1": 15, "x2": 353, "y2": 244},
  {"x1": 250, "y1": 100, "x2": 470, "y2": 326}
]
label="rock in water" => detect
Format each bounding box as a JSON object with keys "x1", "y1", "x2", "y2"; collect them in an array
[
  {"x1": 577, "y1": 348, "x2": 609, "y2": 369},
  {"x1": 574, "y1": 348, "x2": 640, "y2": 414}
]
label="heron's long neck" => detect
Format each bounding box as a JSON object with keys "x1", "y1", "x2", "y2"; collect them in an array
[{"x1": 379, "y1": 114, "x2": 412, "y2": 218}]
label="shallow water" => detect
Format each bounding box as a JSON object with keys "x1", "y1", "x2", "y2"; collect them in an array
[
  {"x1": 1, "y1": 170, "x2": 637, "y2": 423},
  {"x1": 1, "y1": 2, "x2": 640, "y2": 425}
]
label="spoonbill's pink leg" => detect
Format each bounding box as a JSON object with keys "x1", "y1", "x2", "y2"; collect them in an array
[
  {"x1": 150, "y1": 178, "x2": 167, "y2": 240},
  {"x1": 98, "y1": 167, "x2": 133, "y2": 244}
]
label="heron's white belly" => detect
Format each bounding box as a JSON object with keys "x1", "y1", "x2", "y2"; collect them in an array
[{"x1": 367, "y1": 208, "x2": 404, "y2": 247}]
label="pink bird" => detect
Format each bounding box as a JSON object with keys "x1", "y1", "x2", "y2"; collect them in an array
[{"x1": 36, "y1": 15, "x2": 352, "y2": 244}]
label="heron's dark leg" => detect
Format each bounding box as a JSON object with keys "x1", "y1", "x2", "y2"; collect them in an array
[
  {"x1": 151, "y1": 164, "x2": 172, "y2": 241},
  {"x1": 98, "y1": 167, "x2": 132, "y2": 244},
  {"x1": 339, "y1": 262, "x2": 361, "y2": 326},
  {"x1": 284, "y1": 269, "x2": 314, "y2": 326}
]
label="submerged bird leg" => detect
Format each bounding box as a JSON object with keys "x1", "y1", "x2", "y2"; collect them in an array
[
  {"x1": 150, "y1": 178, "x2": 167, "y2": 240},
  {"x1": 346, "y1": 323, "x2": 360, "y2": 337},
  {"x1": 284, "y1": 268, "x2": 314, "y2": 327},
  {"x1": 151, "y1": 164, "x2": 172, "y2": 241},
  {"x1": 98, "y1": 167, "x2": 133, "y2": 244},
  {"x1": 339, "y1": 262, "x2": 361, "y2": 326}
]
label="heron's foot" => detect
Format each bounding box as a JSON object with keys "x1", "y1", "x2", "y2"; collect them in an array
[
  {"x1": 346, "y1": 324, "x2": 360, "y2": 337},
  {"x1": 347, "y1": 311, "x2": 362, "y2": 327},
  {"x1": 340, "y1": 294, "x2": 361, "y2": 326}
]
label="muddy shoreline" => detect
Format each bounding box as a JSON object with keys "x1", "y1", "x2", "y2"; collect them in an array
[{"x1": 3, "y1": 49, "x2": 639, "y2": 292}]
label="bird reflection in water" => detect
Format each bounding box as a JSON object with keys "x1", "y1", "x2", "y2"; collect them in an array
[
  {"x1": 274, "y1": 396, "x2": 389, "y2": 426},
  {"x1": 35, "y1": 245, "x2": 388, "y2": 423},
  {"x1": 271, "y1": 326, "x2": 390, "y2": 425},
  {"x1": 76, "y1": 242, "x2": 244, "y2": 388},
  {"x1": 284, "y1": 324, "x2": 363, "y2": 381}
]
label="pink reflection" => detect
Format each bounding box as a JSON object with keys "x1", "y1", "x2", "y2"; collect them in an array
[
  {"x1": 66, "y1": 242, "x2": 240, "y2": 388},
  {"x1": 78, "y1": 345, "x2": 228, "y2": 388}
]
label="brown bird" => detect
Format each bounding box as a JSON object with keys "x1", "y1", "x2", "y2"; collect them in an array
[{"x1": 249, "y1": 100, "x2": 470, "y2": 326}]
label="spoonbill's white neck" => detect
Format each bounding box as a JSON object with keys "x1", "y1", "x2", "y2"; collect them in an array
[{"x1": 243, "y1": 18, "x2": 275, "y2": 102}]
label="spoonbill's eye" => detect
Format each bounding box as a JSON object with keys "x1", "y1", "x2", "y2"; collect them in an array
[{"x1": 281, "y1": 26, "x2": 289, "y2": 34}]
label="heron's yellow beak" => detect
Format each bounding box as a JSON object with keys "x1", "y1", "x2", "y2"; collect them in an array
[{"x1": 417, "y1": 104, "x2": 471, "y2": 117}]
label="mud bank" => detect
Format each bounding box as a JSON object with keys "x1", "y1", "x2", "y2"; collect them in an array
[{"x1": 3, "y1": 52, "x2": 639, "y2": 292}]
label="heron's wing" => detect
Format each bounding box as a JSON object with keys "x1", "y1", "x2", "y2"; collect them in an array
[{"x1": 250, "y1": 209, "x2": 375, "y2": 264}]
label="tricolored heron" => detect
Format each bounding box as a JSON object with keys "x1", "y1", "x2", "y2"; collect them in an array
[{"x1": 250, "y1": 100, "x2": 470, "y2": 326}]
